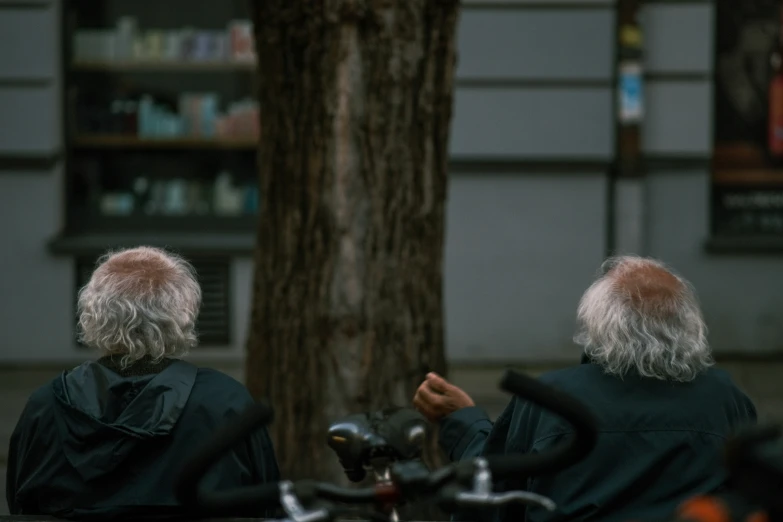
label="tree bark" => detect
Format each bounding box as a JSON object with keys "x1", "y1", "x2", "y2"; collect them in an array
[{"x1": 245, "y1": 0, "x2": 459, "y2": 490}]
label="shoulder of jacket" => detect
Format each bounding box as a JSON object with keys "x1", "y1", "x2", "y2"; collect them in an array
[
  {"x1": 538, "y1": 364, "x2": 595, "y2": 387},
  {"x1": 193, "y1": 367, "x2": 254, "y2": 401}
]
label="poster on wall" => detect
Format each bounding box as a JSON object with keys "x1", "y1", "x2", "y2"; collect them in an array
[{"x1": 714, "y1": 0, "x2": 783, "y2": 237}]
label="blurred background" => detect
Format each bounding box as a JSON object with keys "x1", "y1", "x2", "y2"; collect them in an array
[{"x1": 0, "y1": 0, "x2": 782, "y2": 514}]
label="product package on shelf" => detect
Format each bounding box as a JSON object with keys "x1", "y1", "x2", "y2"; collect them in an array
[
  {"x1": 179, "y1": 93, "x2": 220, "y2": 138},
  {"x1": 228, "y1": 20, "x2": 256, "y2": 62},
  {"x1": 97, "y1": 174, "x2": 257, "y2": 218},
  {"x1": 75, "y1": 90, "x2": 260, "y2": 141},
  {"x1": 88, "y1": 163, "x2": 260, "y2": 222},
  {"x1": 216, "y1": 99, "x2": 260, "y2": 140},
  {"x1": 138, "y1": 96, "x2": 185, "y2": 138},
  {"x1": 72, "y1": 17, "x2": 255, "y2": 64},
  {"x1": 192, "y1": 31, "x2": 229, "y2": 62},
  {"x1": 114, "y1": 17, "x2": 137, "y2": 61}
]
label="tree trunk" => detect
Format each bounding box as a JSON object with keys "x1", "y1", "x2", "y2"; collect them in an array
[{"x1": 245, "y1": 0, "x2": 459, "y2": 491}]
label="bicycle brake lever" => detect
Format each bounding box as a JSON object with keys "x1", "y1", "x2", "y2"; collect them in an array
[
  {"x1": 454, "y1": 491, "x2": 557, "y2": 511},
  {"x1": 279, "y1": 481, "x2": 332, "y2": 522},
  {"x1": 440, "y1": 457, "x2": 557, "y2": 513}
]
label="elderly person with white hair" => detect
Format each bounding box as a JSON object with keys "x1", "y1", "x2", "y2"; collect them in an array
[
  {"x1": 6, "y1": 246, "x2": 279, "y2": 520},
  {"x1": 414, "y1": 256, "x2": 757, "y2": 522}
]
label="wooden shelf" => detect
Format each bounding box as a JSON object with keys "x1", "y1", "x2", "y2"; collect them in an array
[
  {"x1": 713, "y1": 170, "x2": 783, "y2": 187},
  {"x1": 72, "y1": 135, "x2": 257, "y2": 149},
  {"x1": 713, "y1": 142, "x2": 783, "y2": 186},
  {"x1": 715, "y1": 142, "x2": 771, "y2": 169},
  {"x1": 71, "y1": 60, "x2": 256, "y2": 72}
]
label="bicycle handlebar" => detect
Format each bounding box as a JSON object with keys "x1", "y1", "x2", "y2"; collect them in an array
[
  {"x1": 175, "y1": 369, "x2": 599, "y2": 514},
  {"x1": 174, "y1": 401, "x2": 282, "y2": 512},
  {"x1": 471, "y1": 369, "x2": 598, "y2": 480}
]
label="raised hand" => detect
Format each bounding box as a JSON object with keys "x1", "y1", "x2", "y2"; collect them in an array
[{"x1": 413, "y1": 372, "x2": 475, "y2": 422}]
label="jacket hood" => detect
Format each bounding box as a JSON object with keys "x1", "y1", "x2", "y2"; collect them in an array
[{"x1": 51, "y1": 358, "x2": 197, "y2": 481}]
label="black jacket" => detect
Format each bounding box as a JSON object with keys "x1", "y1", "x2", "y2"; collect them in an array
[
  {"x1": 6, "y1": 357, "x2": 280, "y2": 520},
  {"x1": 439, "y1": 359, "x2": 757, "y2": 522}
]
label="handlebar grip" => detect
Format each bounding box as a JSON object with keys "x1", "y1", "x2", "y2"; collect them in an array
[
  {"x1": 175, "y1": 401, "x2": 279, "y2": 512},
  {"x1": 484, "y1": 370, "x2": 598, "y2": 480}
]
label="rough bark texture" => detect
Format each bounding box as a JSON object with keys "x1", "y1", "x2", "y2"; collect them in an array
[{"x1": 245, "y1": 0, "x2": 459, "y2": 494}]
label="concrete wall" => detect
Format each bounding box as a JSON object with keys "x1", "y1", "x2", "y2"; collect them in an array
[
  {"x1": 640, "y1": 1, "x2": 783, "y2": 355},
  {"x1": 0, "y1": 0, "x2": 74, "y2": 361},
  {"x1": 0, "y1": 0, "x2": 781, "y2": 365},
  {"x1": 648, "y1": 172, "x2": 783, "y2": 354}
]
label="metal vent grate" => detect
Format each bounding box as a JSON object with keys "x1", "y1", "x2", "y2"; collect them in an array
[
  {"x1": 191, "y1": 258, "x2": 232, "y2": 346},
  {"x1": 75, "y1": 255, "x2": 232, "y2": 348}
]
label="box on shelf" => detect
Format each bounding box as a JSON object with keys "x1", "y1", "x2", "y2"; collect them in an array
[
  {"x1": 72, "y1": 17, "x2": 256, "y2": 64},
  {"x1": 75, "y1": 91, "x2": 259, "y2": 141},
  {"x1": 228, "y1": 20, "x2": 255, "y2": 62}
]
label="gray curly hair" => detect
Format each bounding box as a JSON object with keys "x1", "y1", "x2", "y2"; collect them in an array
[
  {"x1": 77, "y1": 246, "x2": 201, "y2": 368},
  {"x1": 574, "y1": 255, "x2": 713, "y2": 382}
]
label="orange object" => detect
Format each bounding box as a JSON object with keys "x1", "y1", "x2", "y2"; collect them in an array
[
  {"x1": 744, "y1": 511, "x2": 770, "y2": 522},
  {"x1": 677, "y1": 496, "x2": 730, "y2": 522}
]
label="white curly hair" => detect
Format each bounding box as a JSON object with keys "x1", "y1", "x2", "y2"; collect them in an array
[
  {"x1": 77, "y1": 246, "x2": 201, "y2": 368},
  {"x1": 574, "y1": 255, "x2": 714, "y2": 382}
]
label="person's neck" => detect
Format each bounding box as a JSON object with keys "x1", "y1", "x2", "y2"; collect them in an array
[{"x1": 97, "y1": 354, "x2": 173, "y2": 377}]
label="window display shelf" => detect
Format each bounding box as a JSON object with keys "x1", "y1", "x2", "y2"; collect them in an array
[
  {"x1": 713, "y1": 170, "x2": 783, "y2": 187},
  {"x1": 72, "y1": 135, "x2": 257, "y2": 149},
  {"x1": 71, "y1": 61, "x2": 256, "y2": 72}
]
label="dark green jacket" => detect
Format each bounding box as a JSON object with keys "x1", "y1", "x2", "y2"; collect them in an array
[
  {"x1": 439, "y1": 360, "x2": 757, "y2": 522},
  {"x1": 6, "y1": 357, "x2": 279, "y2": 520}
]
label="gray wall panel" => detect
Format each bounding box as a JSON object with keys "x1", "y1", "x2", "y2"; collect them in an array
[
  {"x1": 0, "y1": 170, "x2": 75, "y2": 361},
  {"x1": 614, "y1": 178, "x2": 646, "y2": 256},
  {"x1": 0, "y1": 5, "x2": 57, "y2": 80},
  {"x1": 642, "y1": 4, "x2": 714, "y2": 74},
  {"x1": 451, "y1": 87, "x2": 614, "y2": 158},
  {"x1": 457, "y1": 9, "x2": 614, "y2": 80},
  {"x1": 647, "y1": 170, "x2": 783, "y2": 355},
  {"x1": 445, "y1": 173, "x2": 607, "y2": 362},
  {"x1": 0, "y1": 87, "x2": 60, "y2": 154},
  {"x1": 643, "y1": 81, "x2": 712, "y2": 155}
]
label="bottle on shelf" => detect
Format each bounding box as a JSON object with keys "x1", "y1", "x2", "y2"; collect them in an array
[
  {"x1": 132, "y1": 176, "x2": 150, "y2": 211},
  {"x1": 213, "y1": 171, "x2": 243, "y2": 216},
  {"x1": 86, "y1": 169, "x2": 258, "y2": 219},
  {"x1": 115, "y1": 17, "x2": 137, "y2": 61},
  {"x1": 228, "y1": 20, "x2": 255, "y2": 62},
  {"x1": 187, "y1": 182, "x2": 210, "y2": 215},
  {"x1": 163, "y1": 179, "x2": 189, "y2": 215},
  {"x1": 100, "y1": 192, "x2": 135, "y2": 216},
  {"x1": 75, "y1": 90, "x2": 262, "y2": 141},
  {"x1": 137, "y1": 95, "x2": 186, "y2": 139},
  {"x1": 144, "y1": 181, "x2": 167, "y2": 215},
  {"x1": 243, "y1": 185, "x2": 259, "y2": 215},
  {"x1": 72, "y1": 17, "x2": 254, "y2": 65}
]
